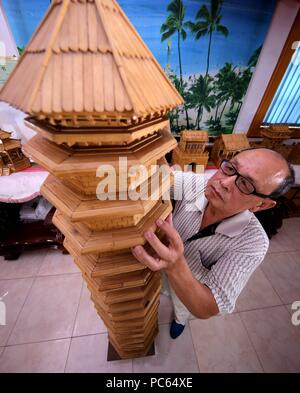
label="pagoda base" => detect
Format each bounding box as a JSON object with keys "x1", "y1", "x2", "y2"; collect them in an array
[{"x1": 107, "y1": 341, "x2": 155, "y2": 361}]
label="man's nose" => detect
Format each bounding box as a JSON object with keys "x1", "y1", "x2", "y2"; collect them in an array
[{"x1": 220, "y1": 174, "x2": 237, "y2": 191}]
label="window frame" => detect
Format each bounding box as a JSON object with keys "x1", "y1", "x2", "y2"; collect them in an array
[{"x1": 247, "y1": 10, "x2": 300, "y2": 138}]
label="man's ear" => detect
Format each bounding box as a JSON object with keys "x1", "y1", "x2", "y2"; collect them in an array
[{"x1": 250, "y1": 199, "x2": 277, "y2": 213}]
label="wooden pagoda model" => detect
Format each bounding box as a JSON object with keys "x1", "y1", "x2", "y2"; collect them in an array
[
  {"x1": 260, "y1": 124, "x2": 293, "y2": 159},
  {"x1": 0, "y1": 0, "x2": 183, "y2": 359},
  {"x1": 211, "y1": 134, "x2": 250, "y2": 166},
  {"x1": 0, "y1": 129, "x2": 31, "y2": 176},
  {"x1": 172, "y1": 130, "x2": 209, "y2": 171},
  {"x1": 260, "y1": 124, "x2": 293, "y2": 144}
]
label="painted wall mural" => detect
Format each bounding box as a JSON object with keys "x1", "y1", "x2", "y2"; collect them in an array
[{"x1": 2, "y1": 0, "x2": 276, "y2": 134}]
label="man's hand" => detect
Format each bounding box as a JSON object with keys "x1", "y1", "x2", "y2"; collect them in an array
[
  {"x1": 131, "y1": 214, "x2": 185, "y2": 272},
  {"x1": 133, "y1": 214, "x2": 219, "y2": 319}
]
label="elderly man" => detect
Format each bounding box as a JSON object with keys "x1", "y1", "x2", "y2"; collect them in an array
[{"x1": 132, "y1": 148, "x2": 295, "y2": 339}]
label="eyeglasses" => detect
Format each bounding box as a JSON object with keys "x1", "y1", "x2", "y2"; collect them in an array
[{"x1": 220, "y1": 160, "x2": 274, "y2": 199}]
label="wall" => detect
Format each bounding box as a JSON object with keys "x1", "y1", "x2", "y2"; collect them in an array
[{"x1": 0, "y1": 0, "x2": 18, "y2": 57}]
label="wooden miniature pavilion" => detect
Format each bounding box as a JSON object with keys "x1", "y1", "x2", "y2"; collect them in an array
[
  {"x1": 260, "y1": 124, "x2": 293, "y2": 159},
  {"x1": 172, "y1": 130, "x2": 209, "y2": 171},
  {"x1": 0, "y1": 129, "x2": 31, "y2": 176},
  {"x1": 211, "y1": 133, "x2": 250, "y2": 166},
  {"x1": 0, "y1": 0, "x2": 183, "y2": 359},
  {"x1": 261, "y1": 124, "x2": 293, "y2": 144}
]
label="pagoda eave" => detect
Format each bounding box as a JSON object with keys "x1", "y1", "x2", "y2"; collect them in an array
[
  {"x1": 53, "y1": 199, "x2": 172, "y2": 254},
  {"x1": 25, "y1": 117, "x2": 170, "y2": 147}
]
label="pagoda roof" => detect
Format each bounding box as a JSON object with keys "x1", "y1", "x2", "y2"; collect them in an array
[
  {"x1": 180, "y1": 130, "x2": 208, "y2": 142},
  {"x1": 261, "y1": 125, "x2": 293, "y2": 140},
  {"x1": 221, "y1": 134, "x2": 250, "y2": 152},
  {"x1": 0, "y1": 0, "x2": 183, "y2": 126}
]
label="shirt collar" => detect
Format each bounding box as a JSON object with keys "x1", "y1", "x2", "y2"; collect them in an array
[
  {"x1": 194, "y1": 191, "x2": 208, "y2": 212},
  {"x1": 195, "y1": 194, "x2": 253, "y2": 238},
  {"x1": 215, "y1": 210, "x2": 253, "y2": 238}
]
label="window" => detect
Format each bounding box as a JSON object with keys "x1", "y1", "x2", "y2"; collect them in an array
[
  {"x1": 263, "y1": 42, "x2": 300, "y2": 126},
  {"x1": 248, "y1": 10, "x2": 300, "y2": 137}
]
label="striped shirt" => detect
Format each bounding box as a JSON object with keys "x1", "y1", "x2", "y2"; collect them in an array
[{"x1": 171, "y1": 171, "x2": 269, "y2": 315}]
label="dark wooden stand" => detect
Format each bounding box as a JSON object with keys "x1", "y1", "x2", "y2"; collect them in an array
[{"x1": 0, "y1": 203, "x2": 65, "y2": 260}]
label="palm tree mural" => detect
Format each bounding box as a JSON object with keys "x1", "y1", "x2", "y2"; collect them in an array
[
  {"x1": 168, "y1": 71, "x2": 187, "y2": 130},
  {"x1": 213, "y1": 62, "x2": 236, "y2": 121},
  {"x1": 224, "y1": 67, "x2": 253, "y2": 130},
  {"x1": 247, "y1": 45, "x2": 262, "y2": 69},
  {"x1": 159, "y1": 1, "x2": 267, "y2": 134},
  {"x1": 166, "y1": 37, "x2": 172, "y2": 72},
  {"x1": 186, "y1": 0, "x2": 229, "y2": 78},
  {"x1": 187, "y1": 75, "x2": 215, "y2": 128},
  {"x1": 161, "y1": 0, "x2": 190, "y2": 128}
]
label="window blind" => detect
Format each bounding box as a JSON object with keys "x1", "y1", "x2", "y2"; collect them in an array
[{"x1": 263, "y1": 42, "x2": 300, "y2": 126}]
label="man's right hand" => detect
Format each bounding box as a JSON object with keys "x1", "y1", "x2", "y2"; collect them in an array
[{"x1": 131, "y1": 214, "x2": 186, "y2": 272}]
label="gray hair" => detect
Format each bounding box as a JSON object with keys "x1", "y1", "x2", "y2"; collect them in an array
[{"x1": 269, "y1": 162, "x2": 295, "y2": 198}]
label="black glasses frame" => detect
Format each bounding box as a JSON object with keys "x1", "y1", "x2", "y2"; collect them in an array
[{"x1": 220, "y1": 159, "x2": 275, "y2": 199}]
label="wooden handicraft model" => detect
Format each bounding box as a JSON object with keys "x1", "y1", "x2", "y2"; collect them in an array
[
  {"x1": 0, "y1": 129, "x2": 31, "y2": 176},
  {"x1": 172, "y1": 130, "x2": 209, "y2": 171},
  {"x1": 0, "y1": 0, "x2": 183, "y2": 359},
  {"x1": 259, "y1": 124, "x2": 293, "y2": 159},
  {"x1": 211, "y1": 133, "x2": 250, "y2": 167}
]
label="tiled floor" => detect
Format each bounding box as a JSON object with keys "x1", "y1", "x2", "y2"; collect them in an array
[{"x1": 0, "y1": 217, "x2": 300, "y2": 373}]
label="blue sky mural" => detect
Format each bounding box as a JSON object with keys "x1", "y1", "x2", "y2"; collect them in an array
[
  {"x1": 120, "y1": 0, "x2": 276, "y2": 75},
  {"x1": 3, "y1": 0, "x2": 275, "y2": 75},
  {"x1": 2, "y1": 0, "x2": 276, "y2": 133}
]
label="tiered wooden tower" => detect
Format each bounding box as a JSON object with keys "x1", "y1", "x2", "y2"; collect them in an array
[
  {"x1": 0, "y1": 129, "x2": 31, "y2": 176},
  {"x1": 172, "y1": 130, "x2": 209, "y2": 170},
  {"x1": 0, "y1": 0, "x2": 183, "y2": 359}
]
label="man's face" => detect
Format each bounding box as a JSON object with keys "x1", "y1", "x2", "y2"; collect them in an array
[{"x1": 205, "y1": 150, "x2": 288, "y2": 216}]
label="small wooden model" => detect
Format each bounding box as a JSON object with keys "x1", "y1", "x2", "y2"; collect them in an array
[
  {"x1": 260, "y1": 124, "x2": 293, "y2": 159},
  {"x1": 0, "y1": 0, "x2": 183, "y2": 359},
  {"x1": 172, "y1": 130, "x2": 209, "y2": 171},
  {"x1": 211, "y1": 133, "x2": 250, "y2": 166},
  {"x1": 260, "y1": 124, "x2": 293, "y2": 144},
  {"x1": 0, "y1": 129, "x2": 31, "y2": 176}
]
